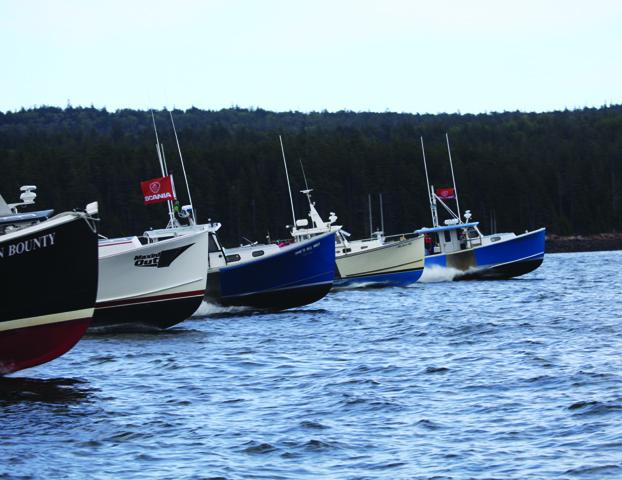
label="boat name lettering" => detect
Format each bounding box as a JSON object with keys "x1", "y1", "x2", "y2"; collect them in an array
[
  {"x1": 0, "y1": 233, "x2": 56, "y2": 259},
  {"x1": 294, "y1": 242, "x2": 320, "y2": 256},
  {"x1": 133, "y1": 244, "x2": 192, "y2": 268},
  {"x1": 134, "y1": 253, "x2": 161, "y2": 267}
]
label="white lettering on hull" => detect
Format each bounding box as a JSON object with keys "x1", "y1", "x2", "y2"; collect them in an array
[{"x1": 0, "y1": 232, "x2": 56, "y2": 259}]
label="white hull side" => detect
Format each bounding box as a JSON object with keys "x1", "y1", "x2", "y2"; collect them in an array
[
  {"x1": 336, "y1": 235, "x2": 425, "y2": 279},
  {"x1": 97, "y1": 230, "x2": 209, "y2": 307}
]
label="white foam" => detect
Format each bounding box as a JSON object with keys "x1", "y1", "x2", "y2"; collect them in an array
[
  {"x1": 191, "y1": 300, "x2": 251, "y2": 318},
  {"x1": 333, "y1": 280, "x2": 385, "y2": 290},
  {"x1": 419, "y1": 265, "x2": 462, "y2": 283}
]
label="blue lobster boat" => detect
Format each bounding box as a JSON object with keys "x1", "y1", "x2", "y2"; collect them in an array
[
  {"x1": 206, "y1": 228, "x2": 336, "y2": 309},
  {"x1": 416, "y1": 134, "x2": 545, "y2": 280},
  {"x1": 417, "y1": 221, "x2": 545, "y2": 280}
]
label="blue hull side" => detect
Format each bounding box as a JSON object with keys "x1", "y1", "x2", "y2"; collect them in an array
[
  {"x1": 211, "y1": 232, "x2": 336, "y2": 309},
  {"x1": 424, "y1": 228, "x2": 546, "y2": 280},
  {"x1": 335, "y1": 268, "x2": 423, "y2": 287}
]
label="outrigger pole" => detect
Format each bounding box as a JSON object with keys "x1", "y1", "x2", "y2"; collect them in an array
[
  {"x1": 445, "y1": 133, "x2": 462, "y2": 221},
  {"x1": 279, "y1": 135, "x2": 297, "y2": 228},
  {"x1": 170, "y1": 110, "x2": 196, "y2": 224}
]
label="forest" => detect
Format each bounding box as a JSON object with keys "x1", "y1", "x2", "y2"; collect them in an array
[{"x1": 0, "y1": 105, "x2": 621, "y2": 246}]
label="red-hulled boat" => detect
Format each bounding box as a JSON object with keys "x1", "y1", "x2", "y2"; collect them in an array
[{"x1": 0, "y1": 186, "x2": 99, "y2": 374}]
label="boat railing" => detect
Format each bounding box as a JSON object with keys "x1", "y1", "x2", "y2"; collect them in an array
[{"x1": 384, "y1": 232, "x2": 420, "y2": 242}]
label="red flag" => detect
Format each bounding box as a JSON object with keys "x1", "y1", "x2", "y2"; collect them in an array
[
  {"x1": 435, "y1": 187, "x2": 456, "y2": 200},
  {"x1": 140, "y1": 175, "x2": 176, "y2": 205}
]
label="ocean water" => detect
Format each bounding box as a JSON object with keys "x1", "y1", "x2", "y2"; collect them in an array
[{"x1": 2, "y1": 251, "x2": 622, "y2": 479}]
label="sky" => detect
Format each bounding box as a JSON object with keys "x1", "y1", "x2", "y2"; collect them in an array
[{"x1": 0, "y1": 0, "x2": 620, "y2": 114}]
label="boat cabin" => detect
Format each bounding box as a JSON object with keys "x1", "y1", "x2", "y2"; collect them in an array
[
  {"x1": 0, "y1": 187, "x2": 54, "y2": 235},
  {"x1": 416, "y1": 221, "x2": 482, "y2": 255}
]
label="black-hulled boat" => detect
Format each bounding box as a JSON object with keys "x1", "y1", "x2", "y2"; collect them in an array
[{"x1": 0, "y1": 186, "x2": 99, "y2": 374}]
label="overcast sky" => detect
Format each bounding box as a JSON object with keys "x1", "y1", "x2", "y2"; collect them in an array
[{"x1": 0, "y1": 0, "x2": 620, "y2": 114}]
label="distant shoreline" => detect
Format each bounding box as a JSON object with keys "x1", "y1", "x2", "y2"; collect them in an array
[{"x1": 546, "y1": 233, "x2": 622, "y2": 253}]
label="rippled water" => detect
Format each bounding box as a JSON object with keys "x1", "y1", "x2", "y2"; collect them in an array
[{"x1": 3, "y1": 251, "x2": 622, "y2": 479}]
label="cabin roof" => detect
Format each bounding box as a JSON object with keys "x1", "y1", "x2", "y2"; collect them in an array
[
  {"x1": 0, "y1": 209, "x2": 54, "y2": 226},
  {"x1": 415, "y1": 222, "x2": 479, "y2": 234}
]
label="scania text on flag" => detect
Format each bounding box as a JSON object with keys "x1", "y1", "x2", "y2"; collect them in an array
[{"x1": 140, "y1": 175, "x2": 176, "y2": 205}]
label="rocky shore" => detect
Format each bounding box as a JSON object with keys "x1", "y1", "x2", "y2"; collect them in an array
[{"x1": 546, "y1": 233, "x2": 622, "y2": 253}]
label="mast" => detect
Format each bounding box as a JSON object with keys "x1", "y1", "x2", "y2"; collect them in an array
[
  {"x1": 170, "y1": 110, "x2": 196, "y2": 223},
  {"x1": 160, "y1": 145, "x2": 177, "y2": 228},
  {"x1": 445, "y1": 133, "x2": 462, "y2": 221},
  {"x1": 368, "y1": 193, "x2": 373, "y2": 236},
  {"x1": 279, "y1": 135, "x2": 296, "y2": 227},
  {"x1": 379, "y1": 193, "x2": 384, "y2": 233},
  {"x1": 151, "y1": 110, "x2": 176, "y2": 226},
  {"x1": 420, "y1": 137, "x2": 438, "y2": 227}
]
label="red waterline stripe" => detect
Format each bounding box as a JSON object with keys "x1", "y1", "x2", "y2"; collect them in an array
[{"x1": 96, "y1": 289, "x2": 205, "y2": 309}]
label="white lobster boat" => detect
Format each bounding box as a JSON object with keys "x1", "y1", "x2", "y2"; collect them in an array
[
  {"x1": 93, "y1": 227, "x2": 210, "y2": 331},
  {"x1": 290, "y1": 189, "x2": 425, "y2": 287},
  {"x1": 91, "y1": 112, "x2": 211, "y2": 331}
]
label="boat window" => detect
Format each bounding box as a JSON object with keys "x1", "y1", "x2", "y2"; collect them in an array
[
  {"x1": 208, "y1": 234, "x2": 220, "y2": 253},
  {"x1": 490, "y1": 236, "x2": 501, "y2": 242},
  {"x1": 225, "y1": 253, "x2": 241, "y2": 263},
  {"x1": 468, "y1": 229, "x2": 479, "y2": 239},
  {"x1": 252, "y1": 250, "x2": 264, "y2": 257},
  {"x1": 444, "y1": 230, "x2": 451, "y2": 243}
]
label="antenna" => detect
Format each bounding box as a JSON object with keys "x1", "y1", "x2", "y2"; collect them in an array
[
  {"x1": 445, "y1": 133, "x2": 462, "y2": 220},
  {"x1": 279, "y1": 135, "x2": 296, "y2": 227},
  {"x1": 170, "y1": 110, "x2": 196, "y2": 223},
  {"x1": 299, "y1": 158, "x2": 310, "y2": 190},
  {"x1": 379, "y1": 193, "x2": 384, "y2": 233}
]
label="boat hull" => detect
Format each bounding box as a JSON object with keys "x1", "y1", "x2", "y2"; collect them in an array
[
  {"x1": 94, "y1": 230, "x2": 209, "y2": 331},
  {"x1": 206, "y1": 232, "x2": 336, "y2": 310},
  {"x1": 424, "y1": 228, "x2": 546, "y2": 280},
  {"x1": 335, "y1": 235, "x2": 425, "y2": 287},
  {"x1": 0, "y1": 213, "x2": 98, "y2": 374}
]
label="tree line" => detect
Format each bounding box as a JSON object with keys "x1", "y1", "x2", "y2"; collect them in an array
[{"x1": 0, "y1": 105, "x2": 620, "y2": 245}]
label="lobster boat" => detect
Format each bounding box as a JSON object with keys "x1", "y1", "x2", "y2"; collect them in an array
[
  {"x1": 290, "y1": 189, "x2": 425, "y2": 287},
  {"x1": 0, "y1": 186, "x2": 98, "y2": 374},
  {"x1": 93, "y1": 228, "x2": 209, "y2": 331},
  {"x1": 417, "y1": 135, "x2": 545, "y2": 280}
]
